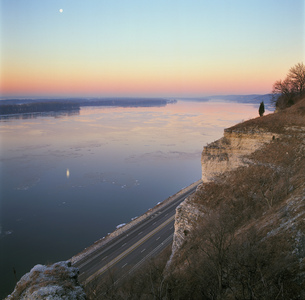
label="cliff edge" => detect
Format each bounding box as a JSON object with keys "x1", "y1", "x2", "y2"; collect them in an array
[
  {"x1": 169, "y1": 98, "x2": 305, "y2": 298},
  {"x1": 5, "y1": 261, "x2": 86, "y2": 300}
]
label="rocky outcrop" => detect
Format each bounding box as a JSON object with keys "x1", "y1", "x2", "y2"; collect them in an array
[
  {"x1": 171, "y1": 127, "x2": 278, "y2": 262},
  {"x1": 169, "y1": 194, "x2": 204, "y2": 263},
  {"x1": 169, "y1": 98, "x2": 305, "y2": 296},
  {"x1": 5, "y1": 261, "x2": 86, "y2": 300},
  {"x1": 201, "y1": 129, "x2": 276, "y2": 182}
]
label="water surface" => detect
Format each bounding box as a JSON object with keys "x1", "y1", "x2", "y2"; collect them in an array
[{"x1": 0, "y1": 99, "x2": 262, "y2": 297}]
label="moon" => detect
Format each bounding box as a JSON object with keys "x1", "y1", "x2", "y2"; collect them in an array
[{"x1": 59, "y1": 8, "x2": 63, "y2": 13}]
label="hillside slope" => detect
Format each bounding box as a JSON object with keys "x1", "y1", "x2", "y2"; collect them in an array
[{"x1": 168, "y1": 98, "x2": 305, "y2": 299}]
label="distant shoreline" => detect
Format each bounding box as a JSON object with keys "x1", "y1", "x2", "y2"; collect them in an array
[{"x1": 0, "y1": 98, "x2": 174, "y2": 115}]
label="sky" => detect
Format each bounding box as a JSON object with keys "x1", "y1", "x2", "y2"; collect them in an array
[{"x1": 0, "y1": 0, "x2": 304, "y2": 98}]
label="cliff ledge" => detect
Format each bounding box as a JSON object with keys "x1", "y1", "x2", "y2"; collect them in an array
[
  {"x1": 5, "y1": 261, "x2": 86, "y2": 300},
  {"x1": 169, "y1": 98, "x2": 305, "y2": 298}
]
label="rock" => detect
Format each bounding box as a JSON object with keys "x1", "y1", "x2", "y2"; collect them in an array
[
  {"x1": 168, "y1": 195, "x2": 204, "y2": 264},
  {"x1": 201, "y1": 129, "x2": 276, "y2": 182},
  {"x1": 169, "y1": 100, "x2": 305, "y2": 293},
  {"x1": 170, "y1": 128, "x2": 276, "y2": 262},
  {"x1": 5, "y1": 261, "x2": 86, "y2": 300}
]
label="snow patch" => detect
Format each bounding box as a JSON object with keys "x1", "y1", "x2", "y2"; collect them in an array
[{"x1": 116, "y1": 223, "x2": 126, "y2": 229}]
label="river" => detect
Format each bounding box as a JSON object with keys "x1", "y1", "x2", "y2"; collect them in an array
[{"x1": 0, "y1": 98, "x2": 266, "y2": 297}]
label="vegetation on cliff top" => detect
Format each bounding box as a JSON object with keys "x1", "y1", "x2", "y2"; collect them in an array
[{"x1": 227, "y1": 93, "x2": 305, "y2": 134}]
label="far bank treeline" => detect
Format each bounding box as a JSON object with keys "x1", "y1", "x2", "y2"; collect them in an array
[
  {"x1": 0, "y1": 98, "x2": 169, "y2": 115},
  {"x1": 0, "y1": 101, "x2": 80, "y2": 115}
]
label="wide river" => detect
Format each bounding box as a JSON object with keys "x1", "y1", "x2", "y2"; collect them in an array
[{"x1": 0, "y1": 99, "x2": 265, "y2": 297}]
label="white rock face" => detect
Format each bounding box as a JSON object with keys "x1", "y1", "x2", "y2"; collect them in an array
[
  {"x1": 5, "y1": 261, "x2": 86, "y2": 300},
  {"x1": 170, "y1": 128, "x2": 276, "y2": 263},
  {"x1": 169, "y1": 195, "x2": 204, "y2": 263},
  {"x1": 201, "y1": 129, "x2": 276, "y2": 182}
]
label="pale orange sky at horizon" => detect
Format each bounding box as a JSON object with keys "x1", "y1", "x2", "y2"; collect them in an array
[
  {"x1": 1, "y1": 60, "x2": 280, "y2": 97},
  {"x1": 1, "y1": 0, "x2": 304, "y2": 98}
]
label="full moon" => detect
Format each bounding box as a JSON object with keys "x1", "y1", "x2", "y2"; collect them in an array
[{"x1": 59, "y1": 8, "x2": 63, "y2": 13}]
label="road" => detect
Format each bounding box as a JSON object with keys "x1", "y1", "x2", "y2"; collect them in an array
[{"x1": 72, "y1": 181, "x2": 200, "y2": 286}]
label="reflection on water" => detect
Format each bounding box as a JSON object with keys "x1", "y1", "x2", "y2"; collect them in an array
[
  {"x1": 0, "y1": 99, "x2": 265, "y2": 298},
  {"x1": 0, "y1": 109, "x2": 80, "y2": 120},
  {"x1": 15, "y1": 177, "x2": 41, "y2": 191}
]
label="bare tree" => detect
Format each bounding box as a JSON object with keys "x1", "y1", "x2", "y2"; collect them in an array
[
  {"x1": 272, "y1": 62, "x2": 305, "y2": 109},
  {"x1": 288, "y1": 62, "x2": 305, "y2": 95},
  {"x1": 183, "y1": 207, "x2": 238, "y2": 299}
]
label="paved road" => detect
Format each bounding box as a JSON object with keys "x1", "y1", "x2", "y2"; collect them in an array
[{"x1": 73, "y1": 182, "x2": 200, "y2": 286}]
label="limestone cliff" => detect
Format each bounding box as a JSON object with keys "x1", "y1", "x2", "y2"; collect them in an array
[
  {"x1": 5, "y1": 261, "x2": 86, "y2": 300},
  {"x1": 201, "y1": 129, "x2": 276, "y2": 182},
  {"x1": 169, "y1": 98, "x2": 305, "y2": 288},
  {"x1": 170, "y1": 194, "x2": 203, "y2": 261},
  {"x1": 171, "y1": 128, "x2": 276, "y2": 261}
]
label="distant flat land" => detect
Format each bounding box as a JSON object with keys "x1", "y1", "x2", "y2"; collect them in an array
[{"x1": 0, "y1": 98, "x2": 171, "y2": 115}]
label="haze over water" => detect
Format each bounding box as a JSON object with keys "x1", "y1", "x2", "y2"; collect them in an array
[{"x1": 0, "y1": 99, "x2": 266, "y2": 297}]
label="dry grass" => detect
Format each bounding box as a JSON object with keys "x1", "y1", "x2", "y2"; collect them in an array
[
  {"x1": 172, "y1": 99, "x2": 305, "y2": 298},
  {"x1": 227, "y1": 97, "x2": 305, "y2": 134},
  {"x1": 173, "y1": 99, "x2": 305, "y2": 299}
]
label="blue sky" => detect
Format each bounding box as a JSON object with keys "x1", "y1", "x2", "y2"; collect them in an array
[{"x1": 1, "y1": 0, "x2": 304, "y2": 97}]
